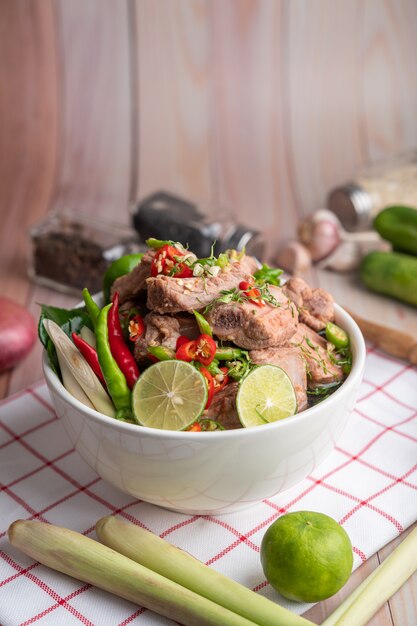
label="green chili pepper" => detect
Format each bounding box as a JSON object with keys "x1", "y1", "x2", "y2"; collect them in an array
[
  {"x1": 199, "y1": 419, "x2": 225, "y2": 431},
  {"x1": 96, "y1": 304, "x2": 133, "y2": 421},
  {"x1": 201, "y1": 358, "x2": 223, "y2": 377},
  {"x1": 82, "y1": 288, "x2": 100, "y2": 330},
  {"x1": 214, "y1": 347, "x2": 245, "y2": 361},
  {"x1": 193, "y1": 310, "x2": 212, "y2": 337},
  {"x1": 145, "y1": 238, "x2": 176, "y2": 249},
  {"x1": 325, "y1": 322, "x2": 349, "y2": 349},
  {"x1": 213, "y1": 347, "x2": 251, "y2": 380},
  {"x1": 226, "y1": 357, "x2": 251, "y2": 381},
  {"x1": 217, "y1": 253, "x2": 229, "y2": 269},
  {"x1": 147, "y1": 345, "x2": 176, "y2": 361}
]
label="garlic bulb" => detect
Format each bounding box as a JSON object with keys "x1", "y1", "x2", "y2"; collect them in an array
[
  {"x1": 275, "y1": 241, "x2": 312, "y2": 275},
  {"x1": 297, "y1": 208, "x2": 391, "y2": 272},
  {"x1": 298, "y1": 209, "x2": 342, "y2": 261}
]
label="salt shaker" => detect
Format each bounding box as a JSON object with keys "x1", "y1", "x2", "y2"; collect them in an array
[{"x1": 327, "y1": 150, "x2": 417, "y2": 231}]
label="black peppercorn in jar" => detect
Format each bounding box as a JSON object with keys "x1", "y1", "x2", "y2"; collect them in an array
[{"x1": 28, "y1": 210, "x2": 144, "y2": 294}]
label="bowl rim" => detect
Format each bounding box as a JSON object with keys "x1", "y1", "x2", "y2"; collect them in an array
[{"x1": 43, "y1": 303, "x2": 366, "y2": 439}]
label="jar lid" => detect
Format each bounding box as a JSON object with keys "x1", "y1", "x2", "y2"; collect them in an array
[
  {"x1": 327, "y1": 183, "x2": 373, "y2": 231},
  {"x1": 227, "y1": 226, "x2": 266, "y2": 259}
]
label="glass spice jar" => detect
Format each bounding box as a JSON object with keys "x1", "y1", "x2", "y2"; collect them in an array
[
  {"x1": 327, "y1": 150, "x2": 417, "y2": 231},
  {"x1": 28, "y1": 209, "x2": 144, "y2": 295},
  {"x1": 131, "y1": 191, "x2": 266, "y2": 261}
]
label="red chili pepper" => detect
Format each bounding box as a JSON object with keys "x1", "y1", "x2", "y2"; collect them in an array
[
  {"x1": 128, "y1": 314, "x2": 145, "y2": 342},
  {"x1": 194, "y1": 334, "x2": 217, "y2": 365},
  {"x1": 175, "y1": 335, "x2": 190, "y2": 351},
  {"x1": 186, "y1": 422, "x2": 202, "y2": 432},
  {"x1": 108, "y1": 293, "x2": 140, "y2": 389},
  {"x1": 71, "y1": 332, "x2": 105, "y2": 385},
  {"x1": 200, "y1": 367, "x2": 215, "y2": 408},
  {"x1": 213, "y1": 366, "x2": 229, "y2": 394},
  {"x1": 176, "y1": 333, "x2": 217, "y2": 366},
  {"x1": 150, "y1": 244, "x2": 193, "y2": 279},
  {"x1": 239, "y1": 280, "x2": 265, "y2": 307},
  {"x1": 172, "y1": 265, "x2": 193, "y2": 279},
  {"x1": 176, "y1": 338, "x2": 198, "y2": 362}
]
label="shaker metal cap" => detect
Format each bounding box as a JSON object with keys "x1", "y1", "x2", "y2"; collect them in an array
[
  {"x1": 327, "y1": 183, "x2": 373, "y2": 231},
  {"x1": 227, "y1": 226, "x2": 266, "y2": 260}
]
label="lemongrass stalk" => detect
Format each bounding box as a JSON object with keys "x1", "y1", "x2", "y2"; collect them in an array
[
  {"x1": 43, "y1": 320, "x2": 115, "y2": 417},
  {"x1": 8, "y1": 520, "x2": 257, "y2": 626},
  {"x1": 80, "y1": 325, "x2": 97, "y2": 348},
  {"x1": 56, "y1": 349, "x2": 94, "y2": 409},
  {"x1": 322, "y1": 526, "x2": 417, "y2": 626},
  {"x1": 96, "y1": 516, "x2": 315, "y2": 626}
]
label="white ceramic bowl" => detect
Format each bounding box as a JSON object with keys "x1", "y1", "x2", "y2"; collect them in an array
[{"x1": 43, "y1": 304, "x2": 365, "y2": 515}]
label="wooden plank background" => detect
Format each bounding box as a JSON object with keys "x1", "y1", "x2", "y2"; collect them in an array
[
  {"x1": 1, "y1": 1, "x2": 417, "y2": 624},
  {"x1": 2, "y1": 0, "x2": 417, "y2": 253}
]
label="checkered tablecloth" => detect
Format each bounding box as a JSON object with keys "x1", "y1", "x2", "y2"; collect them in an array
[{"x1": 1, "y1": 345, "x2": 416, "y2": 626}]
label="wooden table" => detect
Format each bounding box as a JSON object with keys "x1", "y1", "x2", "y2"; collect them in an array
[{"x1": 1, "y1": 226, "x2": 416, "y2": 625}]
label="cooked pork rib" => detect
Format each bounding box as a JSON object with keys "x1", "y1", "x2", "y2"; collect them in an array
[
  {"x1": 146, "y1": 258, "x2": 255, "y2": 314},
  {"x1": 112, "y1": 243, "x2": 346, "y2": 422},
  {"x1": 250, "y1": 347, "x2": 308, "y2": 411},
  {"x1": 134, "y1": 313, "x2": 199, "y2": 361},
  {"x1": 205, "y1": 286, "x2": 298, "y2": 350},
  {"x1": 289, "y1": 323, "x2": 343, "y2": 386},
  {"x1": 204, "y1": 382, "x2": 241, "y2": 430},
  {"x1": 111, "y1": 250, "x2": 155, "y2": 304},
  {"x1": 238, "y1": 254, "x2": 260, "y2": 276},
  {"x1": 283, "y1": 277, "x2": 335, "y2": 332}
]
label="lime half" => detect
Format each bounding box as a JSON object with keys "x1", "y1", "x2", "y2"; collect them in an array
[
  {"x1": 132, "y1": 360, "x2": 207, "y2": 430},
  {"x1": 237, "y1": 365, "x2": 297, "y2": 428}
]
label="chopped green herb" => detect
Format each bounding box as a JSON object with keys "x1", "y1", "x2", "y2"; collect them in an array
[
  {"x1": 204, "y1": 288, "x2": 244, "y2": 312},
  {"x1": 226, "y1": 356, "x2": 251, "y2": 381},
  {"x1": 307, "y1": 382, "x2": 342, "y2": 406},
  {"x1": 328, "y1": 345, "x2": 352, "y2": 375},
  {"x1": 198, "y1": 418, "x2": 225, "y2": 431},
  {"x1": 255, "y1": 284, "x2": 282, "y2": 308},
  {"x1": 254, "y1": 263, "x2": 283, "y2": 287}
]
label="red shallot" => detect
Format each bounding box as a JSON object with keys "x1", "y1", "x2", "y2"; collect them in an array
[{"x1": 0, "y1": 297, "x2": 37, "y2": 373}]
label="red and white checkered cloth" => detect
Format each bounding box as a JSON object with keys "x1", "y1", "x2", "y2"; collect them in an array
[{"x1": 1, "y1": 345, "x2": 416, "y2": 626}]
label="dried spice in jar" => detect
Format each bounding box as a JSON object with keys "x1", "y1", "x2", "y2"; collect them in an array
[{"x1": 29, "y1": 210, "x2": 143, "y2": 294}]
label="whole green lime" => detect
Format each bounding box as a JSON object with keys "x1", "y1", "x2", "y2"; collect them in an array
[
  {"x1": 260, "y1": 510, "x2": 353, "y2": 602},
  {"x1": 103, "y1": 254, "x2": 143, "y2": 303}
]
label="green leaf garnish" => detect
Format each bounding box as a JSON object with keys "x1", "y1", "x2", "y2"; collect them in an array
[
  {"x1": 38, "y1": 304, "x2": 94, "y2": 376},
  {"x1": 253, "y1": 264, "x2": 283, "y2": 286}
]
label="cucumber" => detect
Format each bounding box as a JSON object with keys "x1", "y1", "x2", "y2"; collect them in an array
[
  {"x1": 359, "y1": 250, "x2": 417, "y2": 307},
  {"x1": 374, "y1": 205, "x2": 417, "y2": 255}
]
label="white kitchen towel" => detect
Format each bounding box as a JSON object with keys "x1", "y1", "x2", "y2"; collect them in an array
[{"x1": 0, "y1": 344, "x2": 416, "y2": 626}]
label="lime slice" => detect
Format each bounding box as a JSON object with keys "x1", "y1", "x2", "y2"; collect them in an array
[
  {"x1": 236, "y1": 365, "x2": 297, "y2": 428},
  {"x1": 132, "y1": 360, "x2": 208, "y2": 430},
  {"x1": 103, "y1": 253, "x2": 144, "y2": 303}
]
